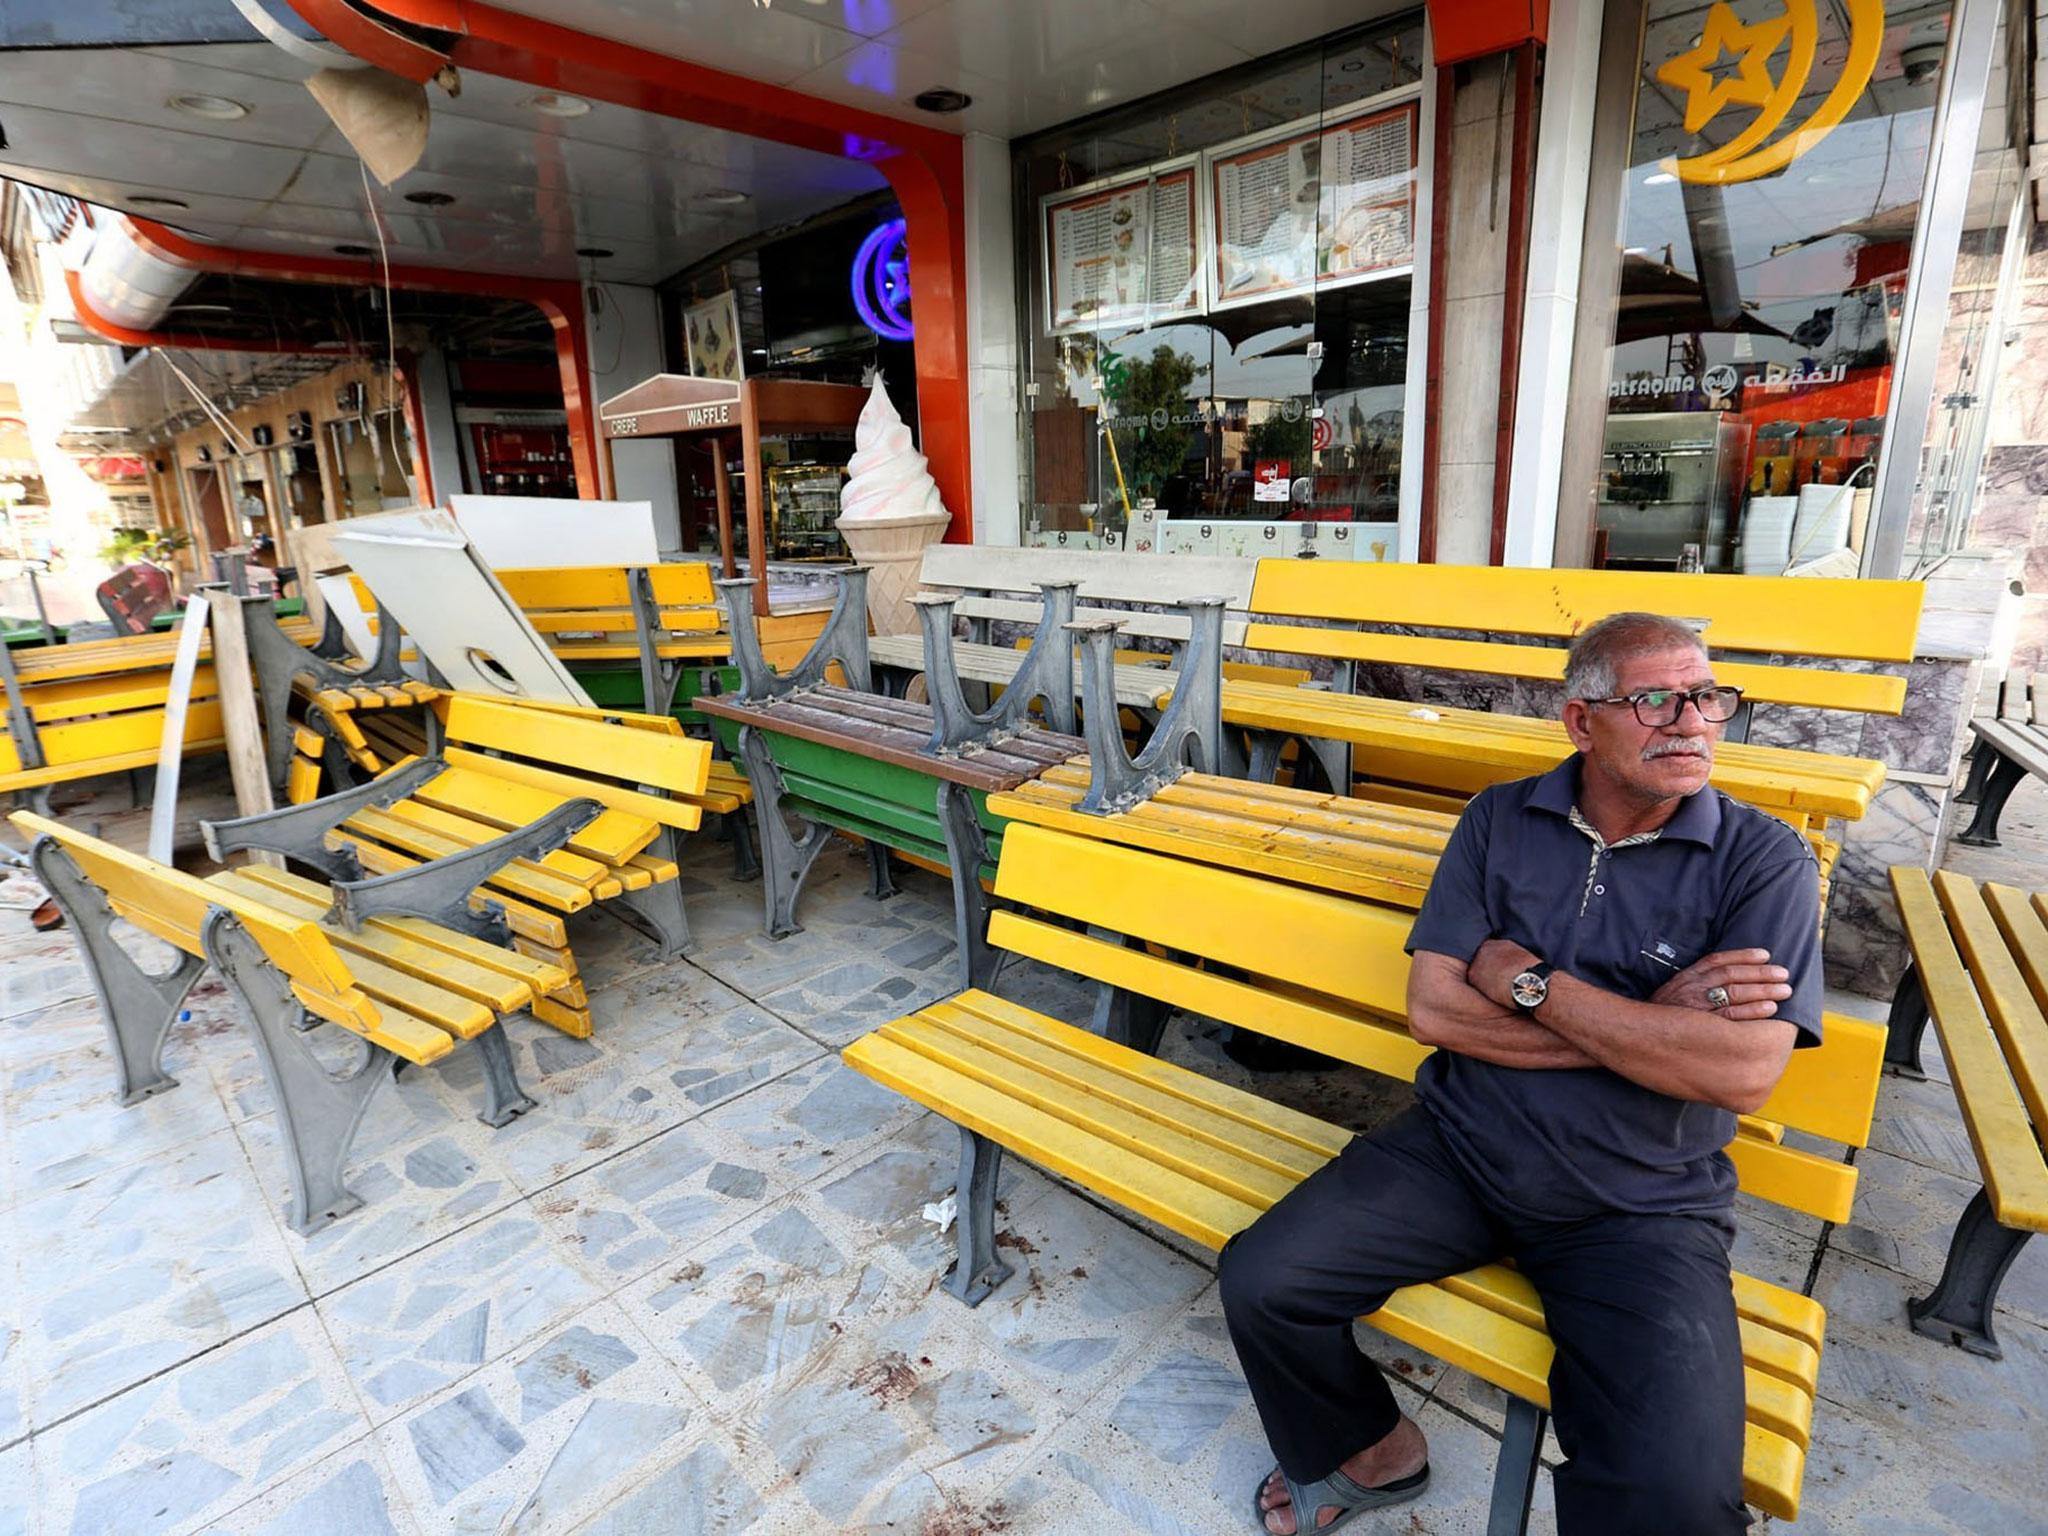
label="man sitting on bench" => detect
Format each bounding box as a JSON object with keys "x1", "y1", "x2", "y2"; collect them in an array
[{"x1": 1221, "y1": 612, "x2": 1823, "y2": 1535}]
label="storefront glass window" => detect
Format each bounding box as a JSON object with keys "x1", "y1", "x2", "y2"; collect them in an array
[
  {"x1": 1015, "y1": 14, "x2": 1423, "y2": 561},
  {"x1": 1588, "y1": 0, "x2": 1962, "y2": 573}
]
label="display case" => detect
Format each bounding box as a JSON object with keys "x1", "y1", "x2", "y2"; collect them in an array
[{"x1": 764, "y1": 461, "x2": 851, "y2": 561}]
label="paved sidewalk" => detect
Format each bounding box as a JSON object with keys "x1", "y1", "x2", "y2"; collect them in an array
[{"x1": 0, "y1": 781, "x2": 2043, "y2": 1534}]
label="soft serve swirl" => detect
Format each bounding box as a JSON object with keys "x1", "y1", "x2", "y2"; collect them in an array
[{"x1": 837, "y1": 374, "x2": 950, "y2": 527}]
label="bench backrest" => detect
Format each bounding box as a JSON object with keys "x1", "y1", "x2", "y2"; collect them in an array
[
  {"x1": 988, "y1": 822, "x2": 1884, "y2": 1219},
  {"x1": 920, "y1": 545, "x2": 1259, "y2": 647},
  {"x1": 493, "y1": 563, "x2": 722, "y2": 638},
  {"x1": 1243, "y1": 561, "x2": 1925, "y2": 716},
  {"x1": 10, "y1": 810, "x2": 373, "y2": 1018},
  {"x1": 435, "y1": 693, "x2": 712, "y2": 829}
]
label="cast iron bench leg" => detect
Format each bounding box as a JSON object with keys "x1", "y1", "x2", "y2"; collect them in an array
[
  {"x1": 202, "y1": 908, "x2": 398, "y2": 1236},
  {"x1": 865, "y1": 840, "x2": 899, "y2": 901},
  {"x1": 1087, "y1": 928, "x2": 1173, "y2": 1056},
  {"x1": 1486, "y1": 1398, "x2": 1547, "y2": 1536},
  {"x1": 737, "y1": 725, "x2": 833, "y2": 939},
  {"x1": 1885, "y1": 963, "x2": 1930, "y2": 1076},
  {"x1": 727, "y1": 810, "x2": 761, "y2": 882},
  {"x1": 31, "y1": 837, "x2": 206, "y2": 1106},
  {"x1": 1954, "y1": 751, "x2": 2027, "y2": 848},
  {"x1": 935, "y1": 781, "x2": 1002, "y2": 993},
  {"x1": 1909, "y1": 1187, "x2": 2033, "y2": 1358},
  {"x1": 611, "y1": 828, "x2": 693, "y2": 959},
  {"x1": 473, "y1": 1022, "x2": 538, "y2": 1127},
  {"x1": 1956, "y1": 743, "x2": 1995, "y2": 805},
  {"x1": 945, "y1": 1124, "x2": 1014, "y2": 1306}
]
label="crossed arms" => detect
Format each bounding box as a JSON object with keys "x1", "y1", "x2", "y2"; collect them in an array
[{"x1": 1406, "y1": 943, "x2": 1800, "y2": 1115}]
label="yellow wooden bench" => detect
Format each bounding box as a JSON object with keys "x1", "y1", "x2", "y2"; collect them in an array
[
  {"x1": 0, "y1": 616, "x2": 319, "y2": 801},
  {"x1": 16, "y1": 810, "x2": 574, "y2": 1233},
  {"x1": 1886, "y1": 867, "x2": 2048, "y2": 1357},
  {"x1": 844, "y1": 821, "x2": 1885, "y2": 1527},
  {"x1": 1214, "y1": 561, "x2": 1919, "y2": 830},
  {"x1": 202, "y1": 694, "x2": 712, "y2": 1038}
]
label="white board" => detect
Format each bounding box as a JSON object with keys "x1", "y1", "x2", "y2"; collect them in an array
[
  {"x1": 315, "y1": 572, "x2": 377, "y2": 661},
  {"x1": 335, "y1": 508, "x2": 593, "y2": 705},
  {"x1": 448, "y1": 494, "x2": 659, "y2": 569}
]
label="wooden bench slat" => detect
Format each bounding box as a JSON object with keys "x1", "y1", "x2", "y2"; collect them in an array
[
  {"x1": 208, "y1": 868, "x2": 548, "y2": 1015},
  {"x1": 1238, "y1": 624, "x2": 1908, "y2": 715},
  {"x1": 293, "y1": 981, "x2": 454, "y2": 1064},
  {"x1": 907, "y1": 997, "x2": 1336, "y2": 1174},
  {"x1": 1244, "y1": 560, "x2": 1922, "y2": 663},
  {"x1": 405, "y1": 766, "x2": 664, "y2": 869},
  {"x1": 843, "y1": 1030, "x2": 1264, "y2": 1247},
  {"x1": 1935, "y1": 872, "x2": 2048, "y2": 1149},
  {"x1": 1892, "y1": 869, "x2": 2048, "y2": 1232},
  {"x1": 337, "y1": 808, "x2": 600, "y2": 910},
  {"x1": 442, "y1": 746, "x2": 703, "y2": 832},
  {"x1": 1986, "y1": 883, "x2": 2048, "y2": 1018},
  {"x1": 445, "y1": 694, "x2": 711, "y2": 796},
  {"x1": 331, "y1": 825, "x2": 595, "y2": 917},
  {"x1": 225, "y1": 864, "x2": 571, "y2": 994},
  {"x1": 376, "y1": 797, "x2": 617, "y2": 890}
]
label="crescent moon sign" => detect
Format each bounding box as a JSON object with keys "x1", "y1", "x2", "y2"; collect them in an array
[{"x1": 1660, "y1": 0, "x2": 1887, "y2": 187}]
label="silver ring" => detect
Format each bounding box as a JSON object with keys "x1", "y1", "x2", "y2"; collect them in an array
[{"x1": 1706, "y1": 985, "x2": 1731, "y2": 1010}]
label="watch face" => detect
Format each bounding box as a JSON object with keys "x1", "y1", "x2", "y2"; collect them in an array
[{"x1": 1511, "y1": 970, "x2": 1548, "y2": 1009}]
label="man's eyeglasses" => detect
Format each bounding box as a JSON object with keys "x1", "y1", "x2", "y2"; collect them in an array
[{"x1": 1585, "y1": 685, "x2": 1745, "y2": 727}]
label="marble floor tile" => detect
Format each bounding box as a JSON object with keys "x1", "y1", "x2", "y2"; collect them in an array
[
  {"x1": 691, "y1": 1054, "x2": 926, "y2": 1190},
  {"x1": 1828, "y1": 1151, "x2": 2048, "y2": 1334},
  {"x1": 0, "y1": 1439, "x2": 28, "y2": 1536},
  {"x1": 0, "y1": 994, "x2": 104, "y2": 1079},
  {"x1": 0, "y1": 942, "x2": 91, "y2": 1026},
  {"x1": 234, "y1": 1078, "x2": 525, "y2": 1298},
  {"x1": 569, "y1": 1426, "x2": 763, "y2": 1535},
  {"x1": 615, "y1": 1192, "x2": 925, "y2": 1418},
  {"x1": 33, "y1": 1309, "x2": 369, "y2": 1536},
  {"x1": 373, "y1": 1299, "x2": 699, "y2": 1533},
  {"x1": 318, "y1": 1203, "x2": 607, "y2": 1426},
  {"x1": 204, "y1": 1436, "x2": 425, "y2": 1536},
  {"x1": 754, "y1": 959, "x2": 957, "y2": 1050},
  {"x1": 555, "y1": 912, "x2": 680, "y2": 999},
  {"x1": 1866, "y1": 1068, "x2": 1981, "y2": 1181},
  {"x1": 15, "y1": 1126, "x2": 307, "y2": 1430},
  {"x1": 532, "y1": 1121, "x2": 786, "y2": 1290},
  {"x1": 4, "y1": 1033, "x2": 234, "y2": 1200},
  {"x1": 1811, "y1": 1248, "x2": 2048, "y2": 1489}
]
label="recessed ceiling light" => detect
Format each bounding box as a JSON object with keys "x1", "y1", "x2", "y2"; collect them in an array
[
  {"x1": 527, "y1": 91, "x2": 591, "y2": 118},
  {"x1": 697, "y1": 188, "x2": 750, "y2": 206},
  {"x1": 1623, "y1": 246, "x2": 1648, "y2": 255},
  {"x1": 1645, "y1": 171, "x2": 1677, "y2": 185},
  {"x1": 129, "y1": 195, "x2": 189, "y2": 210},
  {"x1": 404, "y1": 190, "x2": 456, "y2": 207},
  {"x1": 333, "y1": 243, "x2": 374, "y2": 256},
  {"x1": 575, "y1": 246, "x2": 614, "y2": 258},
  {"x1": 169, "y1": 93, "x2": 249, "y2": 121},
  {"x1": 913, "y1": 88, "x2": 973, "y2": 114}
]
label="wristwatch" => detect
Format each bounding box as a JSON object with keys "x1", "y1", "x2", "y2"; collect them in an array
[{"x1": 1510, "y1": 961, "x2": 1555, "y2": 1014}]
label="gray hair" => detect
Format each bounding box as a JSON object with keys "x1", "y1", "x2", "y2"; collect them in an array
[{"x1": 1563, "y1": 612, "x2": 1709, "y2": 701}]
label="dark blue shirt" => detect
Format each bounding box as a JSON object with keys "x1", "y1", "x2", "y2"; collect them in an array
[{"x1": 1405, "y1": 755, "x2": 1823, "y2": 1222}]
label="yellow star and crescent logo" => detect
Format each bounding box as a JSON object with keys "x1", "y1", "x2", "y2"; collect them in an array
[{"x1": 1653, "y1": 0, "x2": 1886, "y2": 185}]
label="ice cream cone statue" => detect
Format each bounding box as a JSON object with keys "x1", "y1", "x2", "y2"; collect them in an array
[{"x1": 835, "y1": 374, "x2": 952, "y2": 635}]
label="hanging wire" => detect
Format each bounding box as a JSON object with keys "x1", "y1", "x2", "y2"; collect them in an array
[{"x1": 359, "y1": 161, "x2": 399, "y2": 469}]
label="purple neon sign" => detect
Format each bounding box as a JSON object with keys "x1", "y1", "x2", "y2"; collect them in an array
[{"x1": 852, "y1": 217, "x2": 913, "y2": 342}]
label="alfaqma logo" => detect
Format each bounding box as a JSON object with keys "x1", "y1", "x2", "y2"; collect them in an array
[{"x1": 1653, "y1": 0, "x2": 1884, "y2": 186}]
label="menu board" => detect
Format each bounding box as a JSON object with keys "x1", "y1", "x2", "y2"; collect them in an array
[
  {"x1": 1043, "y1": 162, "x2": 1201, "y2": 335},
  {"x1": 1210, "y1": 103, "x2": 1417, "y2": 309}
]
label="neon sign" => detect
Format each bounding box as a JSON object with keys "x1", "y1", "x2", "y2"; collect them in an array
[{"x1": 852, "y1": 217, "x2": 913, "y2": 341}]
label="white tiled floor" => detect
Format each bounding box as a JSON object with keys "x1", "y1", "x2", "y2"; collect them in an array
[{"x1": 0, "y1": 784, "x2": 2043, "y2": 1534}]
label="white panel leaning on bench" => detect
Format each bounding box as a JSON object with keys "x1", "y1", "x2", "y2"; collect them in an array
[
  {"x1": 334, "y1": 507, "x2": 593, "y2": 705},
  {"x1": 448, "y1": 493, "x2": 659, "y2": 569}
]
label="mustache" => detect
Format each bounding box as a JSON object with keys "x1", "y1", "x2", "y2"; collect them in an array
[{"x1": 1643, "y1": 738, "x2": 1710, "y2": 761}]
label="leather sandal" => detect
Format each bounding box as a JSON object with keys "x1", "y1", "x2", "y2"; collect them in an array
[{"x1": 1250, "y1": 1461, "x2": 1429, "y2": 1534}]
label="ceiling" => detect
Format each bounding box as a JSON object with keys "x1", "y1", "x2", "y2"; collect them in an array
[
  {"x1": 486, "y1": 0, "x2": 1412, "y2": 140},
  {"x1": 55, "y1": 347, "x2": 343, "y2": 450},
  {"x1": 0, "y1": 40, "x2": 891, "y2": 286}
]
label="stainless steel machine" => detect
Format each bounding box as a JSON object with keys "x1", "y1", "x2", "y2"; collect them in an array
[{"x1": 1596, "y1": 411, "x2": 1752, "y2": 569}]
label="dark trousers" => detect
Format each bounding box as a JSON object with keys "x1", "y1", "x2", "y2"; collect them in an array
[{"x1": 1217, "y1": 1107, "x2": 1750, "y2": 1535}]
